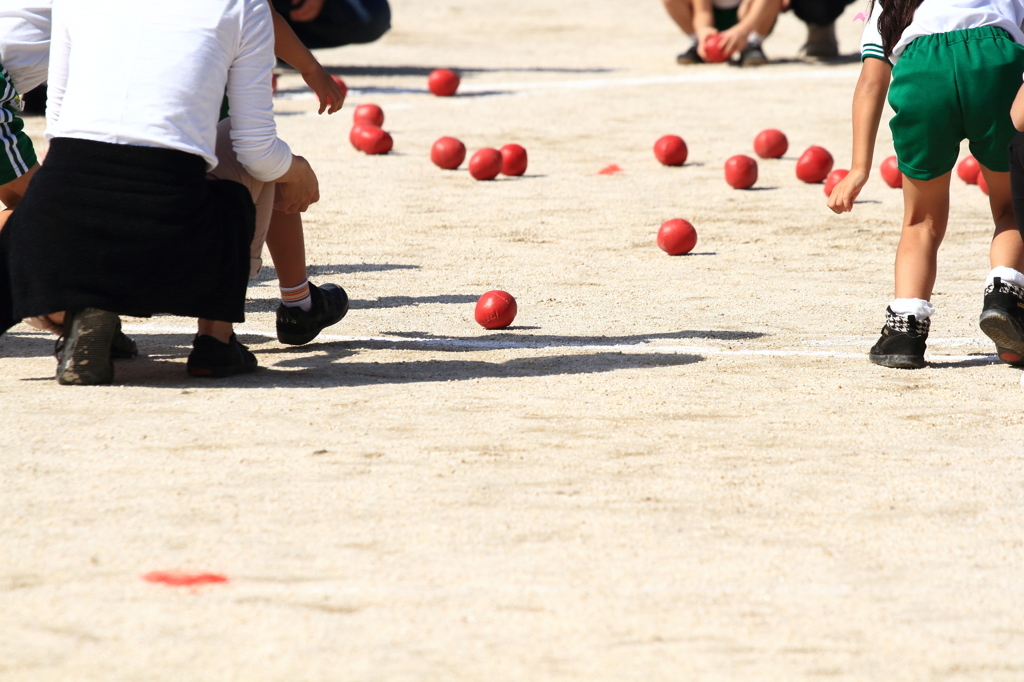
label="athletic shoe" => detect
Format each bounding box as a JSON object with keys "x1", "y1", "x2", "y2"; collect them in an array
[
  {"x1": 738, "y1": 43, "x2": 768, "y2": 66},
  {"x1": 186, "y1": 334, "x2": 258, "y2": 378},
  {"x1": 800, "y1": 22, "x2": 839, "y2": 60},
  {"x1": 676, "y1": 44, "x2": 703, "y2": 65},
  {"x1": 276, "y1": 282, "x2": 349, "y2": 346},
  {"x1": 868, "y1": 307, "x2": 929, "y2": 369},
  {"x1": 55, "y1": 318, "x2": 138, "y2": 360},
  {"x1": 55, "y1": 307, "x2": 119, "y2": 385},
  {"x1": 979, "y1": 277, "x2": 1024, "y2": 366}
]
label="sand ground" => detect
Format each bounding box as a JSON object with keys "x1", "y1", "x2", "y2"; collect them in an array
[{"x1": 4, "y1": 2, "x2": 1024, "y2": 680}]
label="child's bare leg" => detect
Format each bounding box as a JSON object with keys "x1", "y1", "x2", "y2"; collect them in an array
[
  {"x1": 662, "y1": 0, "x2": 695, "y2": 34},
  {"x1": 265, "y1": 206, "x2": 307, "y2": 289},
  {"x1": 0, "y1": 163, "x2": 38, "y2": 210},
  {"x1": 894, "y1": 172, "x2": 951, "y2": 300},
  {"x1": 980, "y1": 166, "x2": 1024, "y2": 270},
  {"x1": 738, "y1": 0, "x2": 781, "y2": 35},
  {"x1": 196, "y1": 319, "x2": 234, "y2": 344}
]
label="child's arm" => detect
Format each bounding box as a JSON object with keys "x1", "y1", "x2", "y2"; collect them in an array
[
  {"x1": 1011, "y1": 82, "x2": 1024, "y2": 131},
  {"x1": 269, "y1": 3, "x2": 344, "y2": 114},
  {"x1": 717, "y1": 0, "x2": 778, "y2": 55},
  {"x1": 828, "y1": 57, "x2": 891, "y2": 214},
  {"x1": 692, "y1": 0, "x2": 717, "y2": 59}
]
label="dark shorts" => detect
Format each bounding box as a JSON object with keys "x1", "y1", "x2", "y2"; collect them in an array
[{"x1": 272, "y1": 0, "x2": 390, "y2": 49}]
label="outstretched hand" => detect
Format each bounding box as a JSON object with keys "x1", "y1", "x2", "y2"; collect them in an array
[
  {"x1": 302, "y1": 65, "x2": 345, "y2": 114},
  {"x1": 827, "y1": 170, "x2": 868, "y2": 213}
]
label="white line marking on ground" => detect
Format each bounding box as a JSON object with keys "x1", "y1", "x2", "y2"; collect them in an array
[{"x1": 90, "y1": 325, "x2": 994, "y2": 363}]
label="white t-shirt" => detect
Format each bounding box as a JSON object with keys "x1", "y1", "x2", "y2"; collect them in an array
[
  {"x1": 711, "y1": 0, "x2": 742, "y2": 10},
  {"x1": 0, "y1": 1, "x2": 50, "y2": 95},
  {"x1": 861, "y1": 0, "x2": 1024, "y2": 64},
  {"x1": 46, "y1": 0, "x2": 291, "y2": 182}
]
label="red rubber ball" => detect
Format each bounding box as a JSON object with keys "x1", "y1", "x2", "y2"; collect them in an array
[
  {"x1": 796, "y1": 146, "x2": 834, "y2": 183},
  {"x1": 704, "y1": 34, "x2": 731, "y2": 62},
  {"x1": 753, "y1": 129, "x2": 788, "y2": 159},
  {"x1": 475, "y1": 291, "x2": 517, "y2": 329},
  {"x1": 353, "y1": 103, "x2": 384, "y2": 127},
  {"x1": 500, "y1": 144, "x2": 528, "y2": 176},
  {"x1": 428, "y1": 69, "x2": 460, "y2": 97},
  {"x1": 880, "y1": 156, "x2": 902, "y2": 188},
  {"x1": 824, "y1": 169, "x2": 849, "y2": 196},
  {"x1": 356, "y1": 125, "x2": 392, "y2": 155},
  {"x1": 724, "y1": 154, "x2": 758, "y2": 189},
  {"x1": 349, "y1": 123, "x2": 369, "y2": 151},
  {"x1": 957, "y1": 155, "x2": 980, "y2": 184},
  {"x1": 654, "y1": 135, "x2": 688, "y2": 166},
  {"x1": 657, "y1": 219, "x2": 698, "y2": 256},
  {"x1": 469, "y1": 148, "x2": 503, "y2": 180},
  {"x1": 431, "y1": 136, "x2": 466, "y2": 169}
]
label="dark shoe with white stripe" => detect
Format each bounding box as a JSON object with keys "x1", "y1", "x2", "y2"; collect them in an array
[
  {"x1": 676, "y1": 44, "x2": 703, "y2": 65},
  {"x1": 56, "y1": 308, "x2": 119, "y2": 385},
  {"x1": 979, "y1": 277, "x2": 1024, "y2": 366},
  {"x1": 186, "y1": 334, "x2": 257, "y2": 378},
  {"x1": 869, "y1": 307, "x2": 928, "y2": 369},
  {"x1": 276, "y1": 282, "x2": 349, "y2": 346}
]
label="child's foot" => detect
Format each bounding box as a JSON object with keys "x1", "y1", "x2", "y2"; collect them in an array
[
  {"x1": 979, "y1": 276, "x2": 1024, "y2": 366},
  {"x1": 869, "y1": 307, "x2": 929, "y2": 369},
  {"x1": 800, "y1": 22, "x2": 839, "y2": 60},
  {"x1": 187, "y1": 334, "x2": 258, "y2": 377},
  {"x1": 276, "y1": 282, "x2": 349, "y2": 346},
  {"x1": 676, "y1": 44, "x2": 703, "y2": 65},
  {"x1": 56, "y1": 308, "x2": 119, "y2": 385},
  {"x1": 737, "y1": 43, "x2": 768, "y2": 66}
]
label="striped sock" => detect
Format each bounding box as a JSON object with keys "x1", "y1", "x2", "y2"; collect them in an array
[{"x1": 280, "y1": 280, "x2": 312, "y2": 312}]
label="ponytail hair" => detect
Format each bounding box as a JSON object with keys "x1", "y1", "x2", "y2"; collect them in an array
[{"x1": 869, "y1": 0, "x2": 926, "y2": 57}]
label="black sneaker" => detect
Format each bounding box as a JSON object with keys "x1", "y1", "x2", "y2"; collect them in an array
[
  {"x1": 676, "y1": 44, "x2": 703, "y2": 65},
  {"x1": 868, "y1": 307, "x2": 929, "y2": 369},
  {"x1": 738, "y1": 43, "x2": 768, "y2": 66},
  {"x1": 55, "y1": 317, "x2": 138, "y2": 360},
  {"x1": 186, "y1": 334, "x2": 258, "y2": 377},
  {"x1": 276, "y1": 282, "x2": 349, "y2": 345},
  {"x1": 56, "y1": 308, "x2": 119, "y2": 385},
  {"x1": 979, "y1": 277, "x2": 1024, "y2": 366}
]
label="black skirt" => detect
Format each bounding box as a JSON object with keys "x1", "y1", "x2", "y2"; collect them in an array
[{"x1": 0, "y1": 137, "x2": 255, "y2": 333}]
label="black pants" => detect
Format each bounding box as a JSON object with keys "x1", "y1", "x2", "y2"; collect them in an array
[
  {"x1": 1009, "y1": 133, "x2": 1024, "y2": 242},
  {"x1": 272, "y1": 0, "x2": 390, "y2": 49},
  {"x1": 788, "y1": 0, "x2": 857, "y2": 27}
]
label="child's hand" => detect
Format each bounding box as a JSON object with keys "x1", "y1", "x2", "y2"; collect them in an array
[
  {"x1": 827, "y1": 170, "x2": 868, "y2": 213},
  {"x1": 717, "y1": 25, "x2": 749, "y2": 57},
  {"x1": 695, "y1": 27, "x2": 718, "y2": 61},
  {"x1": 288, "y1": 0, "x2": 325, "y2": 22},
  {"x1": 302, "y1": 65, "x2": 345, "y2": 114}
]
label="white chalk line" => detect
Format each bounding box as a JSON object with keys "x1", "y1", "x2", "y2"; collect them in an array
[{"x1": 80, "y1": 325, "x2": 992, "y2": 363}]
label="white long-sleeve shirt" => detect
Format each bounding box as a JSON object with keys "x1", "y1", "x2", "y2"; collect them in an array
[
  {"x1": 47, "y1": 0, "x2": 291, "y2": 182},
  {"x1": 0, "y1": 1, "x2": 51, "y2": 96}
]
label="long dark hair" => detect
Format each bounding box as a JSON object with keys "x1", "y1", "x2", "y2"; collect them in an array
[{"x1": 870, "y1": 0, "x2": 926, "y2": 57}]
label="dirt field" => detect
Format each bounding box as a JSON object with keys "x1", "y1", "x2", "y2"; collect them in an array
[{"x1": 4, "y1": 1, "x2": 1024, "y2": 680}]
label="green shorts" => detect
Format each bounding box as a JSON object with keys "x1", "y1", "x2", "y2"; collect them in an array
[
  {"x1": 0, "y1": 65, "x2": 37, "y2": 185},
  {"x1": 886, "y1": 26, "x2": 1024, "y2": 180},
  {"x1": 712, "y1": 6, "x2": 738, "y2": 31}
]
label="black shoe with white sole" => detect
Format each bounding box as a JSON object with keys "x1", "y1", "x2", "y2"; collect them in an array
[
  {"x1": 868, "y1": 307, "x2": 929, "y2": 369},
  {"x1": 979, "y1": 277, "x2": 1024, "y2": 366},
  {"x1": 56, "y1": 308, "x2": 120, "y2": 385},
  {"x1": 276, "y1": 282, "x2": 349, "y2": 346}
]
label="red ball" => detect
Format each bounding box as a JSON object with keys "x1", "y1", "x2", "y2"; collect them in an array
[
  {"x1": 431, "y1": 136, "x2": 466, "y2": 169},
  {"x1": 475, "y1": 291, "x2": 517, "y2": 329},
  {"x1": 500, "y1": 144, "x2": 528, "y2": 176},
  {"x1": 469, "y1": 148, "x2": 503, "y2": 180},
  {"x1": 824, "y1": 169, "x2": 849, "y2": 196},
  {"x1": 979, "y1": 171, "x2": 989, "y2": 195},
  {"x1": 796, "y1": 145, "x2": 834, "y2": 183},
  {"x1": 724, "y1": 154, "x2": 758, "y2": 189},
  {"x1": 957, "y1": 155, "x2": 980, "y2": 184},
  {"x1": 428, "y1": 69, "x2": 460, "y2": 97},
  {"x1": 654, "y1": 135, "x2": 688, "y2": 166},
  {"x1": 349, "y1": 123, "x2": 369, "y2": 150},
  {"x1": 356, "y1": 125, "x2": 392, "y2": 155},
  {"x1": 331, "y1": 75, "x2": 348, "y2": 99},
  {"x1": 880, "y1": 155, "x2": 902, "y2": 188},
  {"x1": 353, "y1": 103, "x2": 384, "y2": 127},
  {"x1": 657, "y1": 219, "x2": 698, "y2": 256},
  {"x1": 704, "y1": 33, "x2": 731, "y2": 63},
  {"x1": 753, "y1": 129, "x2": 788, "y2": 159}
]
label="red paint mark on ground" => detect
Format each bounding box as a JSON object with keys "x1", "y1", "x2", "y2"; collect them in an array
[
  {"x1": 142, "y1": 571, "x2": 229, "y2": 587},
  {"x1": 598, "y1": 164, "x2": 623, "y2": 175}
]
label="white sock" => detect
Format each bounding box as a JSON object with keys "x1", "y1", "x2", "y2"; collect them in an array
[
  {"x1": 747, "y1": 32, "x2": 764, "y2": 47},
  {"x1": 985, "y1": 266, "x2": 1024, "y2": 289},
  {"x1": 889, "y1": 298, "x2": 935, "y2": 319},
  {"x1": 686, "y1": 32, "x2": 697, "y2": 48},
  {"x1": 280, "y1": 279, "x2": 313, "y2": 312}
]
